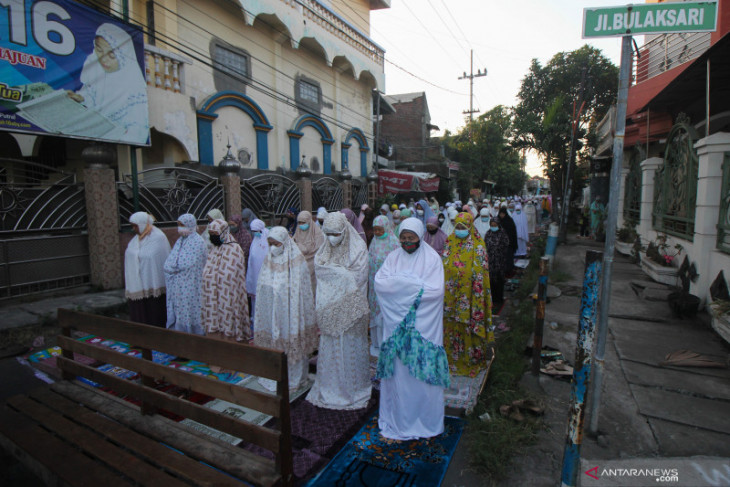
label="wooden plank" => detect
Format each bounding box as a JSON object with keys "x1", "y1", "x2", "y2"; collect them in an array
[
  {"x1": 49, "y1": 381, "x2": 281, "y2": 487},
  {"x1": 56, "y1": 335, "x2": 282, "y2": 417},
  {"x1": 56, "y1": 357, "x2": 281, "y2": 453},
  {"x1": 29, "y1": 387, "x2": 244, "y2": 487},
  {"x1": 0, "y1": 405, "x2": 131, "y2": 487},
  {"x1": 275, "y1": 353, "x2": 293, "y2": 487},
  {"x1": 6, "y1": 395, "x2": 186, "y2": 487},
  {"x1": 58, "y1": 309, "x2": 284, "y2": 380}
]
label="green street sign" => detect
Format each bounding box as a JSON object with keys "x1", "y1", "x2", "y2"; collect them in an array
[{"x1": 583, "y1": 1, "x2": 718, "y2": 38}]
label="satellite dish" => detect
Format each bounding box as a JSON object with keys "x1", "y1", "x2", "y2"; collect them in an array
[{"x1": 237, "y1": 148, "x2": 252, "y2": 166}]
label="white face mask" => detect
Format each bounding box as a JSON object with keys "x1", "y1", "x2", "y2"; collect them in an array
[
  {"x1": 328, "y1": 234, "x2": 344, "y2": 246},
  {"x1": 416, "y1": 209, "x2": 424, "y2": 216},
  {"x1": 270, "y1": 245, "x2": 284, "y2": 257},
  {"x1": 178, "y1": 227, "x2": 192, "y2": 236}
]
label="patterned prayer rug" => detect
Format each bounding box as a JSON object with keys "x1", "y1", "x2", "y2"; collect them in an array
[{"x1": 305, "y1": 413, "x2": 464, "y2": 487}]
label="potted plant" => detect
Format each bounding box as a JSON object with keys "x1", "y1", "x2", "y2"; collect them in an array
[
  {"x1": 615, "y1": 220, "x2": 637, "y2": 256},
  {"x1": 640, "y1": 234, "x2": 683, "y2": 286},
  {"x1": 667, "y1": 256, "x2": 701, "y2": 318}
]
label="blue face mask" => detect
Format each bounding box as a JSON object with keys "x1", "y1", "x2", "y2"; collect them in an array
[
  {"x1": 481, "y1": 217, "x2": 489, "y2": 222},
  {"x1": 490, "y1": 226, "x2": 499, "y2": 232},
  {"x1": 299, "y1": 224, "x2": 310, "y2": 231},
  {"x1": 253, "y1": 231, "x2": 261, "y2": 238},
  {"x1": 455, "y1": 229, "x2": 469, "y2": 239}
]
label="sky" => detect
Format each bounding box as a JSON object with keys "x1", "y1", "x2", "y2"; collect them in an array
[{"x1": 370, "y1": 0, "x2": 637, "y2": 177}]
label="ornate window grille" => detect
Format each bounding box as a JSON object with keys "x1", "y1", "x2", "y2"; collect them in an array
[
  {"x1": 652, "y1": 114, "x2": 698, "y2": 240},
  {"x1": 716, "y1": 153, "x2": 730, "y2": 253},
  {"x1": 623, "y1": 145, "x2": 644, "y2": 223}
]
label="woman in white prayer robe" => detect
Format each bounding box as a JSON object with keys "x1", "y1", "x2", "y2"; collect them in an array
[
  {"x1": 513, "y1": 203, "x2": 530, "y2": 257},
  {"x1": 255, "y1": 227, "x2": 318, "y2": 392},
  {"x1": 306, "y1": 212, "x2": 372, "y2": 410},
  {"x1": 375, "y1": 217, "x2": 449, "y2": 440}
]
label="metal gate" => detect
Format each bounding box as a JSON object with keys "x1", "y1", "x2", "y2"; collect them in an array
[
  {"x1": 313, "y1": 176, "x2": 343, "y2": 211},
  {"x1": 0, "y1": 158, "x2": 89, "y2": 298},
  {"x1": 117, "y1": 167, "x2": 224, "y2": 227},
  {"x1": 240, "y1": 173, "x2": 301, "y2": 224}
]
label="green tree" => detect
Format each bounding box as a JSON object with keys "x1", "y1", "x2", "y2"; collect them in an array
[
  {"x1": 443, "y1": 106, "x2": 527, "y2": 198},
  {"x1": 512, "y1": 45, "x2": 618, "y2": 215}
]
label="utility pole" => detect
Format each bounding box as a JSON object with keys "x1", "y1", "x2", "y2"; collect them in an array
[{"x1": 458, "y1": 49, "x2": 487, "y2": 138}]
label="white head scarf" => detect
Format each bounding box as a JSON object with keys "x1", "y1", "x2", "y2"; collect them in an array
[
  {"x1": 124, "y1": 212, "x2": 171, "y2": 300},
  {"x1": 314, "y1": 212, "x2": 369, "y2": 336},
  {"x1": 474, "y1": 207, "x2": 491, "y2": 238},
  {"x1": 246, "y1": 219, "x2": 269, "y2": 295},
  {"x1": 316, "y1": 207, "x2": 328, "y2": 224},
  {"x1": 254, "y1": 226, "x2": 317, "y2": 364}
]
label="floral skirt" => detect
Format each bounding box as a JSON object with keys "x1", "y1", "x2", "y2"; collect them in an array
[{"x1": 444, "y1": 319, "x2": 489, "y2": 378}]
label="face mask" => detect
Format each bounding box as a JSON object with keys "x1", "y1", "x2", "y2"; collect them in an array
[
  {"x1": 135, "y1": 222, "x2": 147, "y2": 235},
  {"x1": 481, "y1": 217, "x2": 489, "y2": 222},
  {"x1": 328, "y1": 234, "x2": 344, "y2": 246},
  {"x1": 393, "y1": 218, "x2": 400, "y2": 224},
  {"x1": 210, "y1": 235, "x2": 223, "y2": 247},
  {"x1": 427, "y1": 227, "x2": 438, "y2": 235},
  {"x1": 455, "y1": 229, "x2": 469, "y2": 239},
  {"x1": 438, "y1": 218, "x2": 445, "y2": 225},
  {"x1": 270, "y1": 245, "x2": 284, "y2": 257},
  {"x1": 516, "y1": 210, "x2": 521, "y2": 215},
  {"x1": 299, "y1": 223, "x2": 310, "y2": 231},
  {"x1": 229, "y1": 225, "x2": 238, "y2": 234},
  {"x1": 490, "y1": 226, "x2": 499, "y2": 232},
  {"x1": 416, "y1": 209, "x2": 424, "y2": 216},
  {"x1": 178, "y1": 227, "x2": 192, "y2": 236},
  {"x1": 376, "y1": 232, "x2": 388, "y2": 240},
  {"x1": 401, "y1": 240, "x2": 419, "y2": 254},
  {"x1": 253, "y1": 231, "x2": 261, "y2": 238}
]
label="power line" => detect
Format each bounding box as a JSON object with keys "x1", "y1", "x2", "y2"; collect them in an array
[
  {"x1": 426, "y1": 0, "x2": 470, "y2": 58},
  {"x1": 335, "y1": 0, "x2": 471, "y2": 96},
  {"x1": 400, "y1": 0, "x2": 462, "y2": 72}
]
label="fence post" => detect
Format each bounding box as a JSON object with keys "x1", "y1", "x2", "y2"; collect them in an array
[
  {"x1": 220, "y1": 173, "x2": 241, "y2": 219},
  {"x1": 341, "y1": 179, "x2": 353, "y2": 209},
  {"x1": 560, "y1": 250, "x2": 603, "y2": 487},
  {"x1": 83, "y1": 148, "x2": 122, "y2": 290},
  {"x1": 298, "y1": 178, "x2": 313, "y2": 213},
  {"x1": 531, "y1": 257, "x2": 550, "y2": 376}
]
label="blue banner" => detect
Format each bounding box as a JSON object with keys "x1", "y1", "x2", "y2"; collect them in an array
[{"x1": 0, "y1": 0, "x2": 149, "y2": 145}]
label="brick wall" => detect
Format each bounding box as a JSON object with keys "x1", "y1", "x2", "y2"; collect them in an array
[{"x1": 380, "y1": 95, "x2": 427, "y2": 163}]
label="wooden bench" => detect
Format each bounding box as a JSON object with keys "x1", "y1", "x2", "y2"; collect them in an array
[{"x1": 0, "y1": 309, "x2": 293, "y2": 486}]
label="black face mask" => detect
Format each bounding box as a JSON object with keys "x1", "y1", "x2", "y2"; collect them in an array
[
  {"x1": 401, "y1": 240, "x2": 420, "y2": 254},
  {"x1": 210, "y1": 235, "x2": 223, "y2": 247},
  {"x1": 427, "y1": 227, "x2": 438, "y2": 235}
]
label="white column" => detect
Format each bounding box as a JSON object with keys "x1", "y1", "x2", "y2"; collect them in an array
[
  {"x1": 639, "y1": 157, "x2": 663, "y2": 244},
  {"x1": 616, "y1": 167, "x2": 630, "y2": 229},
  {"x1": 692, "y1": 133, "x2": 730, "y2": 297}
]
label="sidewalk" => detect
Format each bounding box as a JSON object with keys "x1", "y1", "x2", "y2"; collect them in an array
[
  {"x1": 0, "y1": 287, "x2": 126, "y2": 351},
  {"x1": 501, "y1": 235, "x2": 730, "y2": 487}
]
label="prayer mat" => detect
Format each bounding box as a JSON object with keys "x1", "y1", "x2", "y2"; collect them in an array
[
  {"x1": 242, "y1": 392, "x2": 380, "y2": 484},
  {"x1": 305, "y1": 413, "x2": 464, "y2": 487}
]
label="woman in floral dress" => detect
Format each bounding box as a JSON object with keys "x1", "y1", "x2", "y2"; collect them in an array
[{"x1": 442, "y1": 212, "x2": 494, "y2": 377}]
